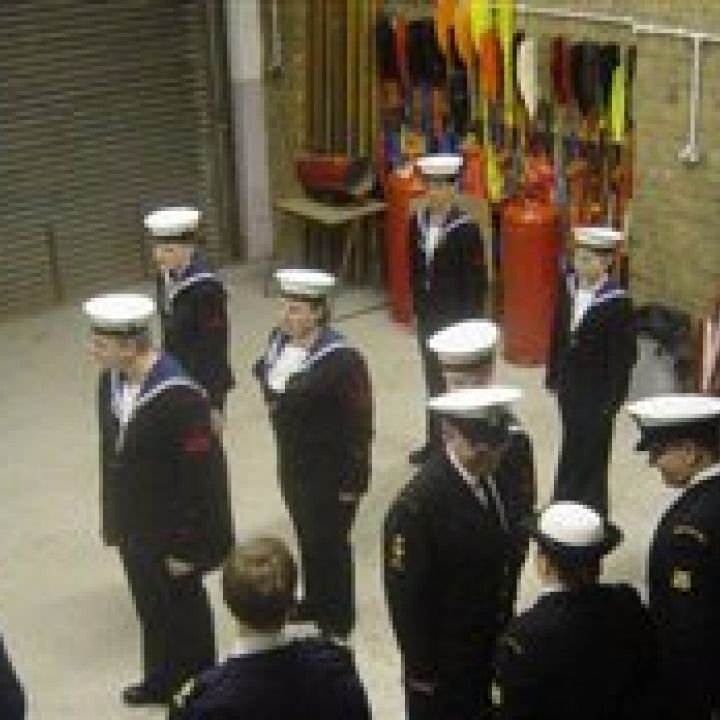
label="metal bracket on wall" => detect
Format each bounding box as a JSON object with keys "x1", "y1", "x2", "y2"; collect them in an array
[
  {"x1": 676, "y1": 35, "x2": 702, "y2": 165},
  {"x1": 269, "y1": 0, "x2": 283, "y2": 79}
]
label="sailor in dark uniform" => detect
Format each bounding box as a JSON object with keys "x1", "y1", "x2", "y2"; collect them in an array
[
  {"x1": 628, "y1": 394, "x2": 720, "y2": 720},
  {"x1": 85, "y1": 293, "x2": 234, "y2": 706},
  {"x1": 409, "y1": 154, "x2": 488, "y2": 465},
  {"x1": 169, "y1": 536, "x2": 371, "y2": 720},
  {"x1": 144, "y1": 206, "x2": 234, "y2": 430},
  {"x1": 428, "y1": 319, "x2": 537, "y2": 611},
  {"x1": 254, "y1": 269, "x2": 373, "y2": 640},
  {"x1": 492, "y1": 501, "x2": 664, "y2": 720},
  {"x1": 0, "y1": 632, "x2": 24, "y2": 720},
  {"x1": 546, "y1": 226, "x2": 637, "y2": 515},
  {"x1": 384, "y1": 386, "x2": 523, "y2": 720}
]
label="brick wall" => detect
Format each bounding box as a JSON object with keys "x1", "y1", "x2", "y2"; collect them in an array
[
  {"x1": 261, "y1": 0, "x2": 720, "y2": 315},
  {"x1": 519, "y1": 0, "x2": 720, "y2": 316}
]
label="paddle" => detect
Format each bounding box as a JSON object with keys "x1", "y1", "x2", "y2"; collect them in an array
[
  {"x1": 497, "y1": 0, "x2": 515, "y2": 154},
  {"x1": 596, "y1": 43, "x2": 620, "y2": 223},
  {"x1": 406, "y1": 18, "x2": 427, "y2": 152},
  {"x1": 517, "y1": 37, "x2": 539, "y2": 132},
  {"x1": 470, "y1": 0, "x2": 491, "y2": 48},
  {"x1": 432, "y1": 0, "x2": 455, "y2": 148},
  {"x1": 453, "y1": 0, "x2": 475, "y2": 139},
  {"x1": 434, "y1": 0, "x2": 454, "y2": 60},
  {"x1": 472, "y1": 0, "x2": 503, "y2": 202},
  {"x1": 448, "y1": 27, "x2": 471, "y2": 140},
  {"x1": 609, "y1": 45, "x2": 633, "y2": 229},
  {"x1": 375, "y1": 10, "x2": 402, "y2": 168},
  {"x1": 394, "y1": 11, "x2": 410, "y2": 133},
  {"x1": 426, "y1": 17, "x2": 448, "y2": 150},
  {"x1": 551, "y1": 36, "x2": 571, "y2": 213}
]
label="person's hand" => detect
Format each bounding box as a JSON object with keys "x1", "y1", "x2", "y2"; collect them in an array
[
  {"x1": 166, "y1": 556, "x2": 195, "y2": 577},
  {"x1": 210, "y1": 408, "x2": 225, "y2": 435}
]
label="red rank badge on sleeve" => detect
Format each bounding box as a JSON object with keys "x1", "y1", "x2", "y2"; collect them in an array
[{"x1": 181, "y1": 428, "x2": 212, "y2": 454}]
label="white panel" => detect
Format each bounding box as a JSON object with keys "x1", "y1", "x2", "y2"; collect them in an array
[{"x1": 225, "y1": 0, "x2": 264, "y2": 82}]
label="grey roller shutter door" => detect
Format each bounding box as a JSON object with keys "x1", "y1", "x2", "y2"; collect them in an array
[{"x1": 0, "y1": 0, "x2": 232, "y2": 318}]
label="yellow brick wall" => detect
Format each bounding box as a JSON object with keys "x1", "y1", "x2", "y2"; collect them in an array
[{"x1": 520, "y1": 0, "x2": 720, "y2": 316}]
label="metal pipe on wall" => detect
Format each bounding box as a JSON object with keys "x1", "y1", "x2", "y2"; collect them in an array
[
  {"x1": 633, "y1": 23, "x2": 720, "y2": 44},
  {"x1": 678, "y1": 35, "x2": 703, "y2": 165},
  {"x1": 516, "y1": 3, "x2": 632, "y2": 29},
  {"x1": 515, "y1": 3, "x2": 720, "y2": 43}
]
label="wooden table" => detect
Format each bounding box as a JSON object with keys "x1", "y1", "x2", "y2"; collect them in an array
[{"x1": 272, "y1": 197, "x2": 386, "y2": 288}]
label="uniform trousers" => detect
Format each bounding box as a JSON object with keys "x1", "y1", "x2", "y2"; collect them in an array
[
  {"x1": 119, "y1": 542, "x2": 216, "y2": 692},
  {"x1": 553, "y1": 401, "x2": 616, "y2": 517},
  {"x1": 282, "y1": 484, "x2": 358, "y2": 639}
]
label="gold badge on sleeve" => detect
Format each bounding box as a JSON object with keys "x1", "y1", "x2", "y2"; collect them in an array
[
  {"x1": 388, "y1": 533, "x2": 405, "y2": 571},
  {"x1": 671, "y1": 568, "x2": 693, "y2": 592},
  {"x1": 173, "y1": 677, "x2": 198, "y2": 707}
]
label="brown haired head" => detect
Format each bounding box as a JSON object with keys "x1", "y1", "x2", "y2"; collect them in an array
[{"x1": 222, "y1": 536, "x2": 298, "y2": 632}]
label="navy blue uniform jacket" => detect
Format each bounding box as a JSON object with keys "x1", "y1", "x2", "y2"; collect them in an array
[
  {"x1": 493, "y1": 584, "x2": 664, "y2": 720},
  {"x1": 410, "y1": 206, "x2": 487, "y2": 334},
  {"x1": 384, "y1": 450, "x2": 512, "y2": 684},
  {"x1": 254, "y1": 326, "x2": 373, "y2": 499},
  {"x1": 168, "y1": 637, "x2": 371, "y2": 720},
  {"x1": 649, "y1": 465, "x2": 720, "y2": 719},
  {"x1": 98, "y1": 353, "x2": 233, "y2": 571},
  {"x1": 546, "y1": 268, "x2": 636, "y2": 414},
  {"x1": 157, "y1": 254, "x2": 234, "y2": 408},
  {"x1": 0, "y1": 634, "x2": 24, "y2": 720}
]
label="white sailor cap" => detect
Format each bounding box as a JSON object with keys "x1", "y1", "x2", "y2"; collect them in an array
[
  {"x1": 83, "y1": 293, "x2": 155, "y2": 335},
  {"x1": 528, "y1": 502, "x2": 622, "y2": 563},
  {"x1": 415, "y1": 153, "x2": 463, "y2": 180},
  {"x1": 572, "y1": 226, "x2": 623, "y2": 251},
  {"x1": 274, "y1": 268, "x2": 336, "y2": 299},
  {"x1": 428, "y1": 386, "x2": 521, "y2": 445},
  {"x1": 428, "y1": 386, "x2": 521, "y2": 418},
  {"x1": 143, "y1": 206, "x2": 201, "y2": 242},
  {"x1": 427, "y1": 320, "x2": 499, "y2": 367},
  {"x1": 627, "y1": 394, "x2": 720, "y2": 451}
]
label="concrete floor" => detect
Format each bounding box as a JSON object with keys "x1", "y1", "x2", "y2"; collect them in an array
[{"x1": 0, "y1": 264, "x2": 677, "y2": 719}]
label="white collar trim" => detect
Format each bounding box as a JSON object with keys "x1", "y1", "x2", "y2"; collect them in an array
[
  {"x1": 228, "y1": 630, "x2": 289, "y2": 659},
  {"x1": 227, "y1": 624, "x2": 322, "y2": 659},
  {"x1": 690, "y1": 461, "x2": 720, "y2": 489},
  {"x1": 537, "y1": 582, "x2": 567, "y2": 598},
  {"x1": 445, "y1": 445, "x2": 488, "y2": 507},
  {"x1": 168, "y1": 272, "x2": 220, "y2": 302}
]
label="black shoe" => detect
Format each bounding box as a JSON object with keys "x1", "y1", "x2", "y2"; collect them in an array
[
  {"x1": 121, "y1": 680, "x2": 173, "y2": 707},
  {"x1": 408, "y1": 444, "x2": 431, "y2": 465}
]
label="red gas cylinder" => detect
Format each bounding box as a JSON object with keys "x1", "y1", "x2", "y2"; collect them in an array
[
  {"x1": 385, "y1": 170, "x2": 425, "y2": 326},
  {"x1": 460, "y1": 145, "x2": 487, "y2": 199},
  {"x1": 501, "y1": 197, "x2": 560, "y2": 366}
]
